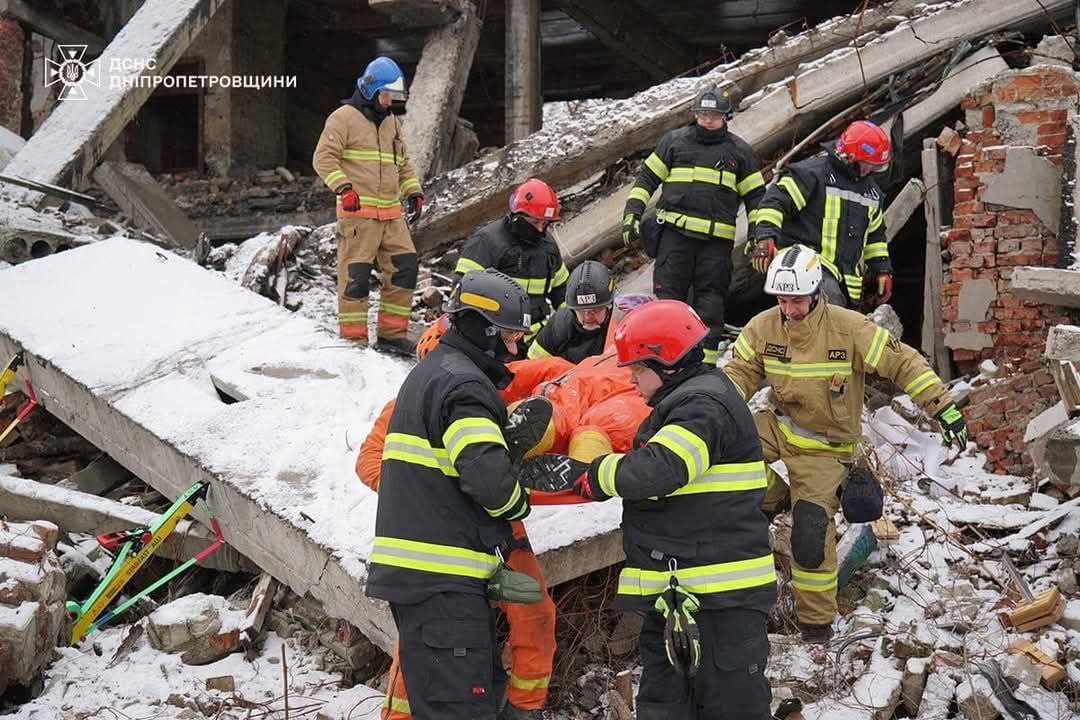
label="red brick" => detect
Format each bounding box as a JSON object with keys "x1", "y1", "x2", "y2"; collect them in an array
[
  {"x1": 954, "y1": 214, "x2": 996, "y2": 229},
  {"x1": 1014, "y1": 110, "x2": 1052, "y2": 124},
  {"x1": 982, "y1": 106, "x2": 996, "y2": 127},
  {"x1": 953, "y1": 201, "x2": 984, "y2": 216},
  {"x1": 1039, "y1": 131, "x2": 1067, "y2": 147},
  {"x1": 1037, "y1": 121, "x2": 1065, "y2": 135},
  {"x1": 0, "y1": 18, "x2": 24, "y2": 134}
]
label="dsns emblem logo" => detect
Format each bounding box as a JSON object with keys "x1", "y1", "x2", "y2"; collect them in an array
[{"x1": 45, "y1": 45, "x2": 100, "y2": 100}]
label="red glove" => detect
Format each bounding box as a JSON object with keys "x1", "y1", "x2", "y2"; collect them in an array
[
  {"x1": 750, "y1": 239, "x2": 776, "y2": 273},
  {"x1": 572, "y1": 471, "x2": 593, "y2": 500},
  {"x1": 874, "y1": 273, "x2": 893, "y2": 304},
  {"x1": 406, "y1": 195, "x2": 423, "y2": 224},
  {"x1": 339, "y1": 187, "x2": 360, "y2": 212}
]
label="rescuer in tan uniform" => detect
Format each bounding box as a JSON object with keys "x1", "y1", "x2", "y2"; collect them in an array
[
  {"x1": 313, "y1": 56, "x2": 423, "y2": 356},
  {"x1": 724, "y1": 245, "x2": 968, "y2": 643}
]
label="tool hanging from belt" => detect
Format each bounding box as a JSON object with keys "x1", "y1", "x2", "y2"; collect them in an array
[
  {"x1": 66, "y1": 480, "x2": 226, "y2": 645},
  {"x1": 654, "y1": 558, "x2": 702, "y2": 677},
  {"x1": 0, "y1": 352, "x2": 38, "y2": 446}
]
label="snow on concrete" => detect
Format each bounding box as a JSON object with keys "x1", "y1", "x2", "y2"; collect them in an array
[
  {"x1": 0, "y1": 238, "x2": 622, "y2": 583},
  {"x1": 7, "y1": 623, "x2": 383, "y2": 720}
]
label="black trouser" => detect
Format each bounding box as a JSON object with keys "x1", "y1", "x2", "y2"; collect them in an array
[
  {"x1": 819, "y1": 271, "x2": 851, "y2": 309},
  {"x1": 392, "y1": 592, "x2": 505, "y2": 720},
  {"x1": 653, "y1": 226, "x2": 733, "y2": 361},
  {"x1": 636, "y1": 607, "x2": 771, "y2": 720}
]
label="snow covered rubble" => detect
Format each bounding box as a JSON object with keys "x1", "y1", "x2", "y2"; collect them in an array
[
  {"x1": 4, "y1": 379, "x2": 1078, "y2": 719},
  {"x1": 0, "y1": 237, "x2": 624, "y2": 651}
]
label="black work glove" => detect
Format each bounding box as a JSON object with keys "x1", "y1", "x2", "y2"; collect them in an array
[
  {"x1": 622, "y1": 212, "x2": 641, "y2": 247},
  {"x1": 936, "y1": 403, "x2": 968, "y2": 450},
  {"x1": 655, "y1": 584, "x2": 701, "y2": 677},
  {"x1": 405, "y1": 195, "x2": 423, "y2": 225},
  {"x1": 518, "y1": 454, "x2": 591, "y2": 495}
]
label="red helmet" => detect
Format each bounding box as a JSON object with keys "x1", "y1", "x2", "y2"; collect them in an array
[
  {"x1": 614, "y1": 299, "x2": 708, "y2": 367},
  {"x1": 836, "y1": 120, "x2": 891, "y2": 167},
  {"x1": 509, "y1": 178, "x2": 559, "y2": 221}
]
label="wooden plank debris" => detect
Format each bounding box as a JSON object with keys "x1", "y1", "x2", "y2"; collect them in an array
[
  {"x1": 1007, "y1": 639, "x2": 1067, "y2": 689},
  {"x1": 998, "y1": 587, "x2": 1065, "y2": 632}
]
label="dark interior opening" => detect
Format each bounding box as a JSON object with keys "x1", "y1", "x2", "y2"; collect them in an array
[{"x1": 125, "y1": 62, "x2": 203, "y2": 174}]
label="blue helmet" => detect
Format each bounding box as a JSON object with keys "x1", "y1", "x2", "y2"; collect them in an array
[{"x1": 358, "y1": 57, "x2": 407, "y2": 101}]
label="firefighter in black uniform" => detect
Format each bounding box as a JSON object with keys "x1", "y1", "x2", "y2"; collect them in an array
[
  {"x1": 367, "y1": 269, "x2": 535, "y2": 720},
  {"x1": 748, "y1": 119, "x2": 894, "y2": 309},
  {"x1": 455, "y1": 178, "x2": 568, "y2": 347},
  {"x1": 520, "y1": 299, "x2": 777, "y2": 720},
  {"x1": 622, "y1": 86, "x2": 765, "y2": 366},
  {"x1": 527, "y1": 260, "x2": 613, "y2": 363}
]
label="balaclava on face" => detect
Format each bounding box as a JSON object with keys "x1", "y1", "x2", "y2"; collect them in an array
[
  {"x1": 453, "y1": 310, "x2": 516, "y2": 361},
  {"x1": 508, "y1": 214, "x2": 547, "y2": 245}
]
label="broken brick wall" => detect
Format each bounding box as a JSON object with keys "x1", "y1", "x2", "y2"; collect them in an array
[
  {"x1": 941, "y1": 65, "x2": 1078, "y2": 475},
  {"x1": 0, "y1": 17, "x2": 25, "y2": 136}
]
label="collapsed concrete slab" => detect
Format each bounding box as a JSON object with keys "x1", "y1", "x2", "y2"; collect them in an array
[
  {"x1": 0, "y1": 238, "x2": 624, "y2": 652},
  {"x1": 413, "y1": 0, "x2": 932, "y2": 253},
  {"x1": 1011, "y1": 266, "x2": 1080, "y2": 308},
  {"x1": 3, "y1": 0, "x2": 227, "y2": 192},
  {"x1": 401, "y1": 1, "x2": 482, "y2": 181}
]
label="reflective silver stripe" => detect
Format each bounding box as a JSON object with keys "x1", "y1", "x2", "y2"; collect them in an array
[
  {"x1": 773, "y1": 411, "x2": 847, "y2": 446},
  {"x1": 382, "y1": 438, "x2": 458, "y2": 476},
  {"x1": 825, "y1": 186, "x2": 880, "y2": 209}
]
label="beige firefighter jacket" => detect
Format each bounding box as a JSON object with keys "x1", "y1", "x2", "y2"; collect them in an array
[
  {"x1": 312, "y1": 105, "x2": 422, "y2": 219},
  {"x1": 724, "y1": 298, "x2": 950, "y2": 444}
]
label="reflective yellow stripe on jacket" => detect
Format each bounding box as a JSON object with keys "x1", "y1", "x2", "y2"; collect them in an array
[
  {"x1": 371, "y1": 536, "x2": 500, "y2": 580},
  {"x1": 618, "y1": 554, "x2": 776, "y2": 597},
  {"x1": 763, "y1": 358, "x2": 851, "y2": 378},
  {"x1": 657, "y1": 209, "x2": 736, "y2": 240}
]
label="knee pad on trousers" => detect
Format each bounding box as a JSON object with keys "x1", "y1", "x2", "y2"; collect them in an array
[
  {"x1": 791, "y1": 499, "x2": 828, "y2": 569},
  {"x1": 390, "y1": 253, "x2": 418, "y2": 289},
  {"x1": 345, "y1": 263, "x2": 372, "y2": 299}
]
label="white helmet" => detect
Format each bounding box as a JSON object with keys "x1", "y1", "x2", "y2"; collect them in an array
[{"x1": 764, "y1": 244, "x2": 823, "y2": 296}]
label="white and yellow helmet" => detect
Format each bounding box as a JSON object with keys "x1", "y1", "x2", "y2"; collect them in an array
[{"x1": 764, "y1": 244, "x2": 823, "y2": 296}]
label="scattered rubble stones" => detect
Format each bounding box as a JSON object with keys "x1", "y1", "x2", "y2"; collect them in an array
[{"x1": 0, "y1": 520, "x2": 69, "y2": 695}]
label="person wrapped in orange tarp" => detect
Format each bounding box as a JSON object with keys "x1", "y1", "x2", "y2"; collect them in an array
[{"x1": 357, "y1": 301, "x2": 652, "y2": 719}]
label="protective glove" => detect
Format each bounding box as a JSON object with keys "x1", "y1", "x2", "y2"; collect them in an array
[
  {"x1": 872, "y1": 273, "x2": 893, "y2": 304},
  {"x1": 936, "y1": 403, "x2": 968, "y2": 450},
  {"x1": 622, "y1": 212, "x2": 641, "y2": 247},
  {"x1": 749, "y1": 238, "x2": 776, "y2": 273},
  {"x1": 339, "y1": 186, "x2": 360, "y2": 213},
  {"x1": 406, "y1": 195, "x2": 423, "y2": 225},
  {"x1": 487, "y1": 563, "x2": 543, "y2": 604},
  {"x1": 655, "y1": 583, "x2": 701, "y2": 677},
  {"x1": 518, "y1": 454, "x2": 593, "y2": 496}
]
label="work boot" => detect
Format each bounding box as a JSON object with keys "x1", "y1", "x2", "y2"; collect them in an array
[
  {"x1": 374, "y1": 336, "x2": 417, "y2": 358},
  {"x1": 505, "y1": 396, "x2": 554, "y2": 464},
  {"x1": 498, "y1": 703, "x2": 543, "y2": 720},
  {"x1": 798, "y1": 622, "x2": 833, "y2": 644}
]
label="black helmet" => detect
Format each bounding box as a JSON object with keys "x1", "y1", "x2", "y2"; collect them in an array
[
  {"x1": 566, "y1": 261, "x2": 613, "y2": 310},
  {"x1": 445, "y1": 268, "x2": 531, "y2": 332},
  {"x1": 693, "y1": 85, "x2": 734, "y2": 117}
]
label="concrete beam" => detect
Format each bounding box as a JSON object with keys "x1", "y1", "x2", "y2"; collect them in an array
[
  {"x1": 884, "y1": 178, "x2": 925, "y2": 244},
  {"x1": 0, "y1": 0, "x2": 104, "y2": 55},
  {"x1": 195, "y1": 209, "x2": 336, "y2": 243},
  {"x1": 0, "y1": 217, "x2": 85, "y2": 265},
  {"x1": 0, "y1": 238, "x2": 625, "y2": 652},
  {"x1": 92, "y1": 162, "x2": 201, "y2": 250},
  {"x1": 1012, "y1": 266, "x2": 1080, "y2": 308},
  {"x1": 505, "y1": 0, "x2": 542, "y2": 144},
  {"x1": 0, "y1": 474, "x2": 257, "y2": 573},
  {"x1": 894, "y1": 46, "x2": 1008, "y2": 137},
  {"x1": 3, "y1": 0, "x2": 227, "y2": 191},
  {"x1": 401, "y1": 2, "x2": 482, "y2": 182},
  {"x1": 922, "y1": 139, "x2": 951, "y2": 380},
  {"x1": 553, "y1": 0, "x2": 695, "y2": 81},
  {"x1": 368, "y1": 0, "x2": 471, "y2": 28},
  {"x1": 410, "y1": 0, "x2": 940, "y2": 254}
]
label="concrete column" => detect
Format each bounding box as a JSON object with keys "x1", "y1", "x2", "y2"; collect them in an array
[
  {"x1": 402, "y1": 2, "x2": 482, "y2": 181},
  {"x1": 504, "y1": 0, "x2": 541, "y2": 143}
]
